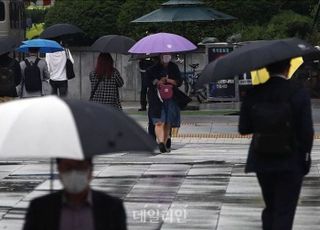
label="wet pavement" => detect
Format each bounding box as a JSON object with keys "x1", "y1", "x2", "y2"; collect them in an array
[
  {"x1": 0, "y1": 101, "x2": 320, "y2": 229},
  {"x1": 127, "y1": 99, "x2": 320, "y2": 138}
]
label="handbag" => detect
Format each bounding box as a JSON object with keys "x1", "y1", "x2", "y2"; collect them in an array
[
  {"x1": 158, "y1": 84, "x2": 173, "y2": 100},
  {"x1": 173, "y1": 87, "x2": 192, "y2": 109},
  {"x1": 65, "y1": 49, "x2": 75, "y2": 80}
]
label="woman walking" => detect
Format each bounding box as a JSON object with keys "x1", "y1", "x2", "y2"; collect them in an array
[
  {"x1": 147, "y1": 54, "x2": 183, "y2": 153},
  {"x1": 89, "y1": 53, "x2": 124, "y2": 110}
]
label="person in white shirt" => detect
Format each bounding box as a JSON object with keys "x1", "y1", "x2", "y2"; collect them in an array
[{"x1": 46, "y1": 44, "x2": 74, "y2": 97}]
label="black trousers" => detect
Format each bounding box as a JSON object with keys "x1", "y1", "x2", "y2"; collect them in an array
[
  {"x1": 50, "y1": 80, "x2": 68, "y2": 97},
  {"x1": 256, "y1": 171, "x2": 303, "y2": 230},
  {"x1": 147, "y1": 108, "x2": 156, "y2": 139},
  {"x1": 140, "y1": 75, "x2": 148, "y2": 109}
]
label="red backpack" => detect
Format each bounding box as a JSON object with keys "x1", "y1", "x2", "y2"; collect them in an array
[{"x1": 158, "y1": 84, "x2": 173, "y2": 100}]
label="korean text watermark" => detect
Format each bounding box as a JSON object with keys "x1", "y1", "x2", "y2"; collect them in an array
[{"x1": 132, "y1": 204, "x2": 188, "y2": 223}]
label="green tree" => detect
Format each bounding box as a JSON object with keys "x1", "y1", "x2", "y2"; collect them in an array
[
  {"x1": 205, "y1": 0, "x2": 317, "y2": 24},
  {"x1": 44, "y1": 0, "x2": 320, "y2": 45},
  {"x1": 241, "y1": 10, "x2": 312, "y2": 40},
  {"x1": 44, "y1": 0, "x2": 125, "y2": 43},
  {"x1": 26, "y1": 7, "x2": 48, "y2": 24},
  {"x1": 202, "y1": 0, "x2": 318, "y2": 42},
  {"x1": 117, "y1": 0, "x2": 163, "y2": 39},
  {"x1": 267, "y1": 10, "x2": 312, "y2": 39}
]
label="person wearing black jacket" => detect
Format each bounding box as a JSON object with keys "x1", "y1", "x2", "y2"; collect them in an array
[
  {"x1": 239, "y1": 59, "x2": 314, "y2": 230},
  {"x1": 138, "y1": 58, "x2": 154, "y2": 111},
  {"x1": 0, "y1": 52, "x2": 21, "y2": 97},
  {"x1": 147, "y1": 54, "x2": 183, "y2": 153},
  {"x1": 23, "y1": 158, "x2": 127, "y2": 230}
]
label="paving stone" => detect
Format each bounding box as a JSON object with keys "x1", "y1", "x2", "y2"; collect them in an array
[
  {"x1": 294, "y1": 207, "x2": 320, "y2": 229},
  {"x1": 0, "y1": 193, "x2": 25, "y2": 208},
  {"x1": 126, "y1": 176, "x2": 183, "y2": 203},
  {"x1": 0, "y1": 165, "x2": 23, "y2": 173},
  {"x1": 91, "y1": 178, "x2": 137, "y2": 199},
  {"x1": 9, "y1": 164, "x2": 54, "y2": 176},
  {"x1": 216, "y1": 205, "x2": 262, "y2": 230},
  {"x1": 143, "y1": 164, "x2": 191, "y2": 177},
  {"x1": 0, "y1": 219, "x2": 24, "y2": 230},
  {"x1": 97, "y1": 165, "x2": 150, "y2": 178}
]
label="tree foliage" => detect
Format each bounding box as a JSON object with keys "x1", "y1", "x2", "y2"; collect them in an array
[
  {"x1": 26, "y1": 7, "x2": 48, "y2": 24},
  {"x1": 241, "y1": 10, "x2": 312, "y2": 40},
  {"x1": 117, "y1": 0, "x2": 163, "y2": 39},
  {"x1": 44, "y1": 0, "x2": 125, "y2": 44},
  {"x1": 43, "y1": 0, "x2": 320, "y2": 45}
]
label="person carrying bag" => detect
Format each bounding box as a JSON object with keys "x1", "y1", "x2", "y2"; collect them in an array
[
  {"x1": 46, "y1": 45, "x2": 75, "y2": 97},
  {"x1": 65, "y1": 48, "x2": 75, "y2": 80}
]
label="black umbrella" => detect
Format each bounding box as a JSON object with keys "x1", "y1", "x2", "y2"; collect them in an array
[
  {"x1": 0, "y1": 36, "x2": 19, "y2": 55},
  {"x1": 132, "y1": 0, "x2": 236, "y2": 22},
  {"x1": 197, "y1": 38, "x2": 320, "y2": 86},
  {"x1": 90, "y1": 35, "x2": 136, "y2": 54},
  {"x1": 40, "y1": 23, "x2": 84, "y2": 39},
  {"x1": 0, "y1": 96, "x2": 156, "y2": 159}
]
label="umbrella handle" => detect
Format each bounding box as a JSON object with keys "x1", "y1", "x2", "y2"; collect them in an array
[{"x1": 50, "y1": 158, "x2": 54, "y2": 193}]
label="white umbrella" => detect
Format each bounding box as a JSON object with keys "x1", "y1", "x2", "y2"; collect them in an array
[{"x1": 0, "y1": 96, "x2": 156, "y2": 160}]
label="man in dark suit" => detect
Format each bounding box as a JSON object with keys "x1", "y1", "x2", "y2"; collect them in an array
[
  {"x1": 138, "y1": 58, "x2": 154, "y2": 111},
  {"x1": 23, "y1": 158, "x2": 127, "y2": 230},
  {"x1": 239, "y1": 59, "x2": 314, "y2": 230}
]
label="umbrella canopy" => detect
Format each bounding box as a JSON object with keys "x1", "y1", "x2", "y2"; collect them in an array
[
  {"x1": 17, "y1": 39, "x2": 64, "y2": 53},
  {"x1": 0, "y1": 96, "x2": 156, "y2": 160},
  {"x1": 197, "y1": 38, "x2": 320, "y2": 86},
  {"x1": 0, "y1": 36, "x2": 20, "y2": 55},
  {"x1": 90, "y1": 35, "x2": 136, "y2": 54},
  {"x1": 129, "y1": 32, "x2": 197, "y2": 54},
  {"x1": 132, "y1": 0, "x2": 236, "y2": 22},
  {"x1": 40, "y1": 23, "x2": 84, "y2": 39}
]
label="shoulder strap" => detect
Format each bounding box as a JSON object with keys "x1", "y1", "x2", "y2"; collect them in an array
[
  {"x1": 90, "y1": 74, "x2": 103, "y2": 100},
  {"x1": 65, "y1": 48, "x2": 70, "y2": 59},
  {"x1": 25, "y1": 58, "x2": 40, "y2": 67},
  {"x1": 34, "y1": 58, "x2": 40, "y2": 66},
  {"x1": 24, "y1": 59, "x2": 30, "y2": 67}
]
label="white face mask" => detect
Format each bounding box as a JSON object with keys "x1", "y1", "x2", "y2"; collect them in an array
[
  {"x1": 60, "y1": 170, "x2": 90, "y2": 194},
  {"x1": 161, "y1": 55, "x2": 172, "y2": 63}
]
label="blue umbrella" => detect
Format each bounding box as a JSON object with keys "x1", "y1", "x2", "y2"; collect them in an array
[{"x1": 16, "y1": 39, "x2": 64, "y2": 53}]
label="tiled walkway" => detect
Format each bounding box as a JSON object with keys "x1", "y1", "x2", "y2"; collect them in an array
[{"x1": 0, "y1": 139, "x2": 319, "y2": 229}]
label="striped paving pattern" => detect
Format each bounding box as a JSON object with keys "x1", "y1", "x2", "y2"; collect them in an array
[{"x1": 0, "y1": 139, "x2": 319, "y2": 229}]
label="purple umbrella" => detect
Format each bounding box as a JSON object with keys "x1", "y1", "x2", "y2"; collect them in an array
[{"x1": 128, "y1": 32, "x2": 197, "y2": 54}]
